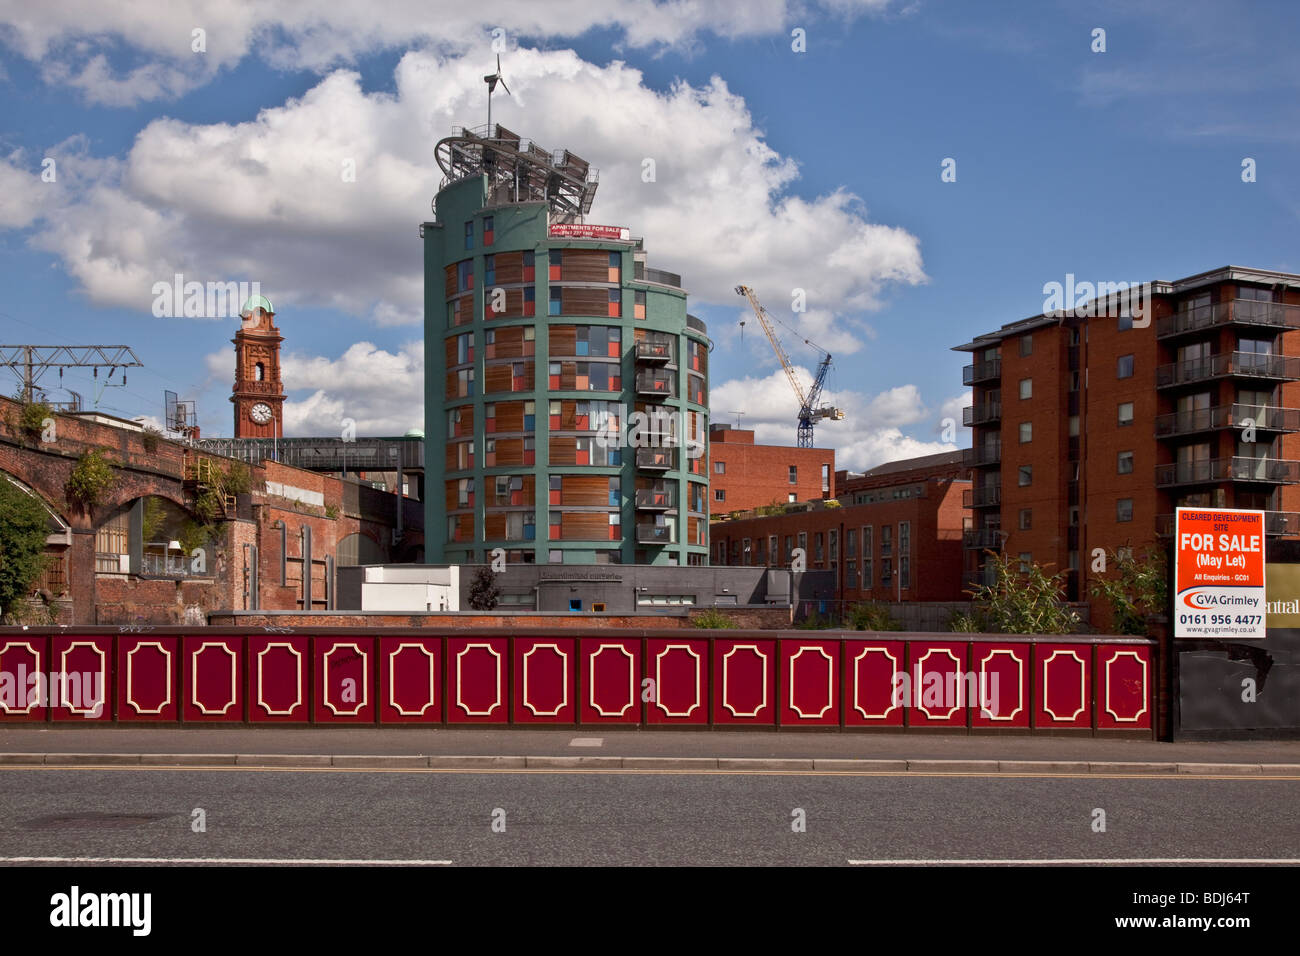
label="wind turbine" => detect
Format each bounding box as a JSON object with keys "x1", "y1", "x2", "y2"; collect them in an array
[{"x1": 484, "y1": 54, "x2": 510, "y2": 132}]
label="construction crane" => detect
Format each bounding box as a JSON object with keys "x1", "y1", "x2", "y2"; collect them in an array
[{"x1": 735, "y1": 285, "x2": 845, "y2": 448}]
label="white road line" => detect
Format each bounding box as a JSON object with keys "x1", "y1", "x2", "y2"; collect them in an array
[
  {"x1": 848, "y1": 858, "x2": 1300, "y2": 866},
  {"x1": 0, "y1": 856, "x2": 451, "y2": 866},
  {"x1": 568, "y1": 738, "x2": 604, "y2": 747}
]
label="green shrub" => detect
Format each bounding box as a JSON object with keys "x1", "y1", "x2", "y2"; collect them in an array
[
  {"x1": 846, "y1": 600, "x2": 903, "y2": 631},
  {"x1": 948, "y1": 610, "x2": 984, "y2": 633},
  {"x1": 0, "y1": 477, "x2": 51, "y2": 618},
  {"x1": 692, "y1": 608, "x2": 738, "y2": 629},
  {"x1": 19, "y1": 400, "x2": 52, "y2": 440},
  {"x1": 796, "y1": 610, "x2": 834, "y2": 629},
  {"x1": 141, "y1": 427, "x2": 161, "y2": 454},
  {"x1": 65, "y1": 449, "x2": 117, "y2": 509}
]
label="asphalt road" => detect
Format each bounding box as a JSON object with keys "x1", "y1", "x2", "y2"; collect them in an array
[{"x1": 0, "y1": 766, "x2": 1296, "y2": 866}]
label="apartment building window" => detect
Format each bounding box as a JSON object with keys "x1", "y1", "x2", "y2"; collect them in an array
[
  {"x1": 714, "y1": 461, "x2": 725, "y2": 474},
  {"x1": 1018, "y1": 508, "x2": 1032, "y2": 530},
  {"x1": 1117, "y1": 451, "x2": 1134, "y2": 474},
  {"x1": 769, "y1": 535, "x2": 778, "y2": 565},
  {"x1": 1068, "y1": 415, "x2": 1079, "y2": 437},
  {"x1": 784, "y1": 535, "x2": 794, "y2": 562},
  {"x1": 1019, "y1": 334, "x2": 1033, "y2": 357},
  {"x1": 846, "y1": 528, "x2": 857, "y2": 558},
  {"x1": 1068, "y1": 371, "x2": 1080, "y2": 392},
  {"x1": 898, "y1": 522, "x2": 909, "y2": 592},
  {"x1": 1019, "y1": 378, "x2": 1032, "y2": 400},
  {"x1": 1018, "y1": 465, "x2": 1032, "y2": 487},
  {"x1": 880, "y1": 525, "x2": 892, "y2": 557},
  {"x1": 1117, "y1": 354, "x2": 1134, "y2": 379},
  {"x1": 862, "y1": 526, "x2": 873, "y2": 589},
  {"x1": 822, "y1": 464, "x2": 830, "y2": 493},
  {"x1": 829, "y1": 529, "x2": 838, "y2": 562},
  {"x1": 742, "y1": 538, "x2": 752, "y2": 563},
  {"x1": 814, "y1": 533, "x2": 824, "y2": 562},
  {"x1": 1118, "y1": 310, "x2": 1133, "y2": 331},
  {"x1": 463, "y1": 221, "x2": 473, "y2": 250},
  {"x1": 1118, "y1": 402, "x2": 1134, "y2": 426},
  {"x1": 1117, "y1": 498, "x2": 1134, "y2": 522},
  {"x1": 1019, "y1": 552, "x2": 1032, "y2": 573},
  {"x1": 798, "y1": 532, "x2": 808, "y2": 559},
  {"x1": 482, "y1": 215, "x2": 494, "y2": 246},
  {"x1": 1019, "y1": 421, "x2": 1032, "y2": 443},
  {"x1": 881, "y1": 558, "x2": 892, "y2": 589},
  {"x1": 788, "y1": 493, "x2": 796, "y2": 503},
  {"x1": 714, "y1": 489, "x2": 726, "y2": 502},
  {"x1": 900, "y1": 553, "x2": 910, "y2": 590},
  {"x1": 788, "y1": 466, "x2": 798, "y2": 484}
]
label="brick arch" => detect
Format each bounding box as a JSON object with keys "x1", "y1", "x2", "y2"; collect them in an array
[
  {"x1": 91, "y1": 483, "x2": 190, "y2": 526},
  {"x1": 0, "y1": 468, "x2": 72, "y2": 531}
]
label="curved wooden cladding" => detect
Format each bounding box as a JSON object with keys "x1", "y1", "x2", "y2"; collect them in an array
[
  {"x1": 580, "y1": 638, "x2": 641, "y2": 723},
  {"x1": 315, "y1": 637, "x2": 376, "y2": 723},
  {"x1": 248, "y1": 635, "x2": 309, "y2": 722},
  {"x1": 513, "y1": 637, "x2": 576, "y2": 723},
  {"x1": 446, "y1": 636, "x2": 509, "y2": 723},
  {"x1": 712, "y1": 639, "x2": 776, "y2": 724},
  {"x1": 0, "y1": 631, "x2": 1153, "y2": 734},
  {"x1": 560, "y1": 249, "x2": 614, "y2": 282},
  {"x1": 184, "y1": 636, "x2": 243, "y2": 722},
  {"x1": 118, "y1": 635, "x2": 179, "y2": 722},
  {"x1": 844, "y1": 640, "x2": 905, "y2": 727},
  {"x1": 0, "y1": 634, "x2": 47, "y2": 721},
  {"x1": 491, "y1": 251, "x2": 525, "y2": 285}
]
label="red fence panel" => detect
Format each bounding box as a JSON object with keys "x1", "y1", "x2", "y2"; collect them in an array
[
  {"x1": 1097, "y1": 645, "x2": 1152, "y2": 731},
  {"x1": 50, "y1": 634, "x2": 112, "y2": 721},
  {"x1": 580, "y1": 638, "x2": 641, "y2": 724},
  {"x1": 0, "y1": 635, "x2": 48, "y2": 722},
  {"x1": 970, "y1": 642, "x2": 1030, "y2": 729},
  {"x1": 781, "y1": 639, "x2": 840, "y2": 726},
  {"x1": 646, "y1": 638, "x2": 708, "y2": 725},
  {"x1": 843, "y1": 639, "x2": 906, "y2": 727},
  {"x1": 184, "y1": 636, "x2": 243, "y2": 722},
  {"x1": 514, "y1": 637, "x2": 576, "y2": 724},
  {"x1": 118, "y1": 635, "x2": 179, "y2": 722},
  {"x1": 1035, "y1": 643, "x2": 1092, "y2": 729},
  {"x1": 446, "y1": 636, "x2": 508, "y2": 723},
  {"x1": 247, "y1": 635, "x2": 310, "y2": 722},
  {"x1": 379, "y1": 637, "x2": 441, "y2": 723},
  {"x1": 906, "y1": 641, "x2": 969, "y2": 728},
  {"x1": 712, "y1": 638, "x2": 776, "y2": 725},
  {"x1": 315, "y1": 637, "x2": 376, "y2": 723}
]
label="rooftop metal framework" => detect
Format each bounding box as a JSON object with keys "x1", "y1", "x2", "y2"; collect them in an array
[
  {"x1": 196, "y1": 436, "x2": 425, "y2": 471},
  {"x1": 434, "y1": 124, "x2": 598, "y2": 223}
]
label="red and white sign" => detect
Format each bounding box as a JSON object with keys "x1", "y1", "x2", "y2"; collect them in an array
[
  {"x1": 548, "y1": 223, "x2": 630, "y2": 241},
  {"x1": 1174, "y1": 507, "x2": 1265, "y2": 639}
]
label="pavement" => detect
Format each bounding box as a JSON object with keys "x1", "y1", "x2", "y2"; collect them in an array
[{"x1": 2, "y1": 725, "x2": 1299, "y2": 773}]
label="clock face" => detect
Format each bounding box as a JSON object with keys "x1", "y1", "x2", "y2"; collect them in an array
[{"x1": 249, "y1": 402, "x2": 273, "y2": 425}]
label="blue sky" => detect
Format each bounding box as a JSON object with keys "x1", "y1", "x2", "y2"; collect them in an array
[{"x1": 1, "y1": 0, "x2": 1297, "y2": 469}]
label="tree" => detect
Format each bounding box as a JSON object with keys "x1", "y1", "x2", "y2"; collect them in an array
[
  {"x1": 0, "y1": 478, "x2": 51, "y2": 618},
  {"x1": 967, "y1": 551, "x2": 1080, "y2": 635},
  {"x1": 1089, "y1": 546, "x2": 1167, "y2": 636},
  {"x1": 467, "y1": 565, "x2": 500, "y2": 611}
]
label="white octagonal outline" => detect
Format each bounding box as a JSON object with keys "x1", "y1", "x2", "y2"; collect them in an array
[
  {"x1": 455, "y1": 642, "x2": 503, "y2": 717},
  {"x1": 654, "y1": 643, "x2": 702, "y2": 718},
  {"x1": 59, "y1": 641, "x2": 107, "y2": 716},
  {"x1": 0, "y1": 641, "x2": 42, "y2": 715},
  {"x1": 976, "y1": 647, "x2": 1025, "y2": 722},
  {"x1": 522, "y1": 642, "x2": 570, "y2": 717},
  {"x1": 852, "y1": 645, "x2": 899, "y2": 720},
  {"x1": 1103, "y1": 649, "x2": 1149, "y2": 723},
  {"x1": 788, "y1": 645, "x2": 835, "y2": 719},
  {"x1": 323, "y1": 642, "x2": 369, "y2": 717},
  {"x1": 914, "y1": 647, "x2": 964, "y2": 720},
  {"x1": 722, "y1": 644, "x2": 769, "y2": 718},
  {"x1": 256, "y1": 641, "x2": 304, "y2": 716},
  {"x1": 1041, "y1": 649, "x2": 1087, "y2": 722},
  {"x1": 190, "y1": 642, "x2": 238, "y2": 716},
  {"x1": 125, "y1": 641, "x2": 173, "y2": 716},
  {"x1": 588, "y1": 643, "x2": 636, "y2": 718},
  {"x1": 388, "y1": 642, "x2": 437, "y2": 716}
]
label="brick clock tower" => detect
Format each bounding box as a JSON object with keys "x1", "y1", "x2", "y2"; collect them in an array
[{"x1": 232, "y1": 295, "x2": 285, "y2": 438}]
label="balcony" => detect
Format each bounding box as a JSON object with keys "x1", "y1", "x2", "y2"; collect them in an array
[
  {"x1": 636, "y1": 447, "x2": 677, "y2": 470},
  {"x1": 1155, "y1": 404, "x2": 1300, "y2": 438},
  {"x1": 635, "y1": 488, "x2": 675, "y2": 511},
  {"x1": 635, "y1": 370, "x2": 676, "y2": 398},
  {"x1": 965, "y1": 442, "x2": 1002, "y2": 467},
  {"x1": 1155, "y1": 457, "x2": 1300, "y2": 487},
  {"x1": 963, "y1": 529, "x2": 1004, "y2": 550},
  {"x1": 1156, "y1": 352, "x2": 1300, "y2": 389},
  {"x1": 1157, "y1": 511, "x2": 1300, "y2": 537},
  {"x1": 1157, "y1": 298, "x2": 1300, "y2": 339},
  {"x1": 962, "y1": 359, "x2": 1001, "y2": 386},
  {"x1": 963, "y1": 402, "x2": 1002, "y2": 426},
  {"x1": 637, "y1": 523, "x2": 675, "y2": 544},
  {"x1": 962, "y1": 486, "x2": 1001, "y2": 508},
  {"x1": 635, "y1": 337, "x2": 674, "y2": 363}
]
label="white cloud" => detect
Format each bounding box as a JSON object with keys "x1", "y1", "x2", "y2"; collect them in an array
[
  {"x1": 203, "y1": 340, "x2": 424, "y2": 437},
  {"x1": 710, "y1": 368, "x2": 955, "y2": 471},
  {"x1": 11, "y1": 48, "x2": 924, "y2": 353},
  {"x1": 0, "y1": 1, "x2": 899, "y2": 105}
]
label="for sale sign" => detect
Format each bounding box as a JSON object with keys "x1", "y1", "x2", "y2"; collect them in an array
[{"x1": 1174, "y1": 507, "x2": 1265, "y2": 639}]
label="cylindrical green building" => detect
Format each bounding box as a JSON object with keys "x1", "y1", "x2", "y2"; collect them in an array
[{"x1": 423, "y1": 126, "x2": 710, "y2": 566}]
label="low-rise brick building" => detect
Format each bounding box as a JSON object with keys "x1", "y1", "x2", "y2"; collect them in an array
[
  {"x1": 708, "y1": 424, "x2": 835, "y2": 513},
  {"x1": 711, "y1": 450, "x2": 970, "y2": 604}
]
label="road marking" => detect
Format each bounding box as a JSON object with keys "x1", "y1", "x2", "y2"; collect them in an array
[
  {"x1": 1, "y1": 765, "x2": 1298, "y2": 780},
  {"x1": 848, "y1": 858, "x2": 1300, "y2": 866},
  {"x1": 0, "y1": 856, "x2": 451, "y2": 866},
  {"x1": 569, "y1": 738, "x2": 604, "y2": 747}
]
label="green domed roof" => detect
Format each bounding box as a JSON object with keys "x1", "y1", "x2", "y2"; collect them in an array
[{"x1": 240, "y1": 294, "x2": 275, "y2": 317}]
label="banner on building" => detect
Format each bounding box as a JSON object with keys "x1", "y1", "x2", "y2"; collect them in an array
[
  {"x1": 548, "y1": 224, "x2": 631, "y2": 241},
  {"x1": 1174, "y1": 507, "x2": 1265, "y2": 639}
]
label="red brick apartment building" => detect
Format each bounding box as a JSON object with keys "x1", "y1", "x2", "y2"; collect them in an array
[
  {"x1": 711, "y1": 450, "x2": 969, "y2": 602},
  {"x1": 954, "y1": 265, "x2": 1300, "y2": 619},
  {"x1": 708, "y1": 424, "x2": 834, "y2": 513}
]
